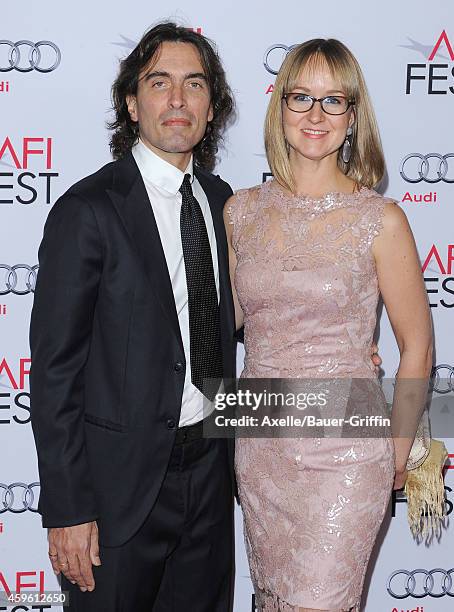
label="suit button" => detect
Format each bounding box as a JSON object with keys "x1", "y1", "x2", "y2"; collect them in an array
[
  {"x1": 167, "y1": 418, "x2": 176, "y2": 430},
  {"x1": 174, "y1": 362, "x2": 183, "y2": 372}
]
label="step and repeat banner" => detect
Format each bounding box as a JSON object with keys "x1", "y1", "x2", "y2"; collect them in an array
[{"x1": 1, "y1": 1, "x2": 453, "y2": 610}]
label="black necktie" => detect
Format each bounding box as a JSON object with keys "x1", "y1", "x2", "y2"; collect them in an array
[{"x1": 179, "y1": 173, "x2": 223, "y2": 400}]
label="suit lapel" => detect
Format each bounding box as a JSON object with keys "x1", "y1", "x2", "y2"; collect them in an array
[
  {"x1": 195, "y1": 169, "x2": 235, "y2": 356},
  {"x1": 195, "y1": 170, "x2": 227, "y2": 301},
  {"x1": 105, "y1": 154, "x2": 234, "y2": 367},
  {"x1": 107, "y1": 152, "x2": 183, "y2": 351}
]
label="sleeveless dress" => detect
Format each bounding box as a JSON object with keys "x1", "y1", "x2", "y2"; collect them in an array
[{"x1": 227, "y1": 180, "x2": 395, "y2": 611}]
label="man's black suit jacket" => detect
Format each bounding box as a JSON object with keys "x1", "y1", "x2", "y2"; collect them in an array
[{"x1": 29, "y1": 151, "x2": 236, "y2": 547}]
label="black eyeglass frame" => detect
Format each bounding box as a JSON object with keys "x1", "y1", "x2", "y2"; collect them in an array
[{"x1": 282, "y1": 93, "x2": 356, "y2": 116}]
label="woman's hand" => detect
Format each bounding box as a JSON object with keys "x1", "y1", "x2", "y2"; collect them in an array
[
  {"x1": 393, "y1": 466, "x2": 408, "y2": 490},
  {"x1": 371, "y1": 342, "x2": 382, "y2": 374}
]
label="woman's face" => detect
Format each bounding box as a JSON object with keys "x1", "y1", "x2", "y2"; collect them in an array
[{"x1": 282, "y1": 60, "x2": 354, "y2": 165}]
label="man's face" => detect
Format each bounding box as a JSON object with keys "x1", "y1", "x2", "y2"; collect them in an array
[{"x1": 127, "y1": 41, "x2": 213, "y2": 167}]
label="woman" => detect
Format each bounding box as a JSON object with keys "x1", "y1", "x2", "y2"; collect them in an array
[{"x1": 224, "y1": 39, "x2": 432, "y2": 612}]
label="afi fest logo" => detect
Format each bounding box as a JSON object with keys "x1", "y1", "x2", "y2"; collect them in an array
[
  {"x1": 0, "y1": 137, "x2": 57, "y2": 205},
  {"x1": 0, "y1": 570, "x2": 46, "y2": 598},
  {"x1": 0, "y1": 358, "x2": 31, "y2": 426},
  {"x1": 405, "y1": 30, "x2": 454, "y2": 94},
  {"x1": 422, "y1": 244, "x2": 454, "y2": 308}
]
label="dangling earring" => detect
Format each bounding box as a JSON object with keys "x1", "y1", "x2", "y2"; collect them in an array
[{"x1": 342, "y1": 126, "x2": 353, "y2": 164}]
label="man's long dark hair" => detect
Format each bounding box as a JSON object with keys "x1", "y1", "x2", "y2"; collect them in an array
[{"x1": 108, "y1": 22, "x2": 235, "y2": 171}]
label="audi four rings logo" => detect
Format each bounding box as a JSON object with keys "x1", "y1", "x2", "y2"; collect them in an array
[
  {"x1": 263, "y1": 44, "x2": 298, "y2": 75},
  {"x1": 0, "y1": 482, "x2": 40, "y2": 513},
  {"x1": 0, "y1": 264, "x2": 38, "y2": 295},
  {"x1": 387, "y1": 568, "x2": 454, "y2": 598},
  {"x1": 400, "y1": 153, "x2": 454, "y2": 183},
  {"x1": 0, "y1": 40, "x2": 61, "y2": 73},
  {"x1": 431, "y1": 364, "x2": 454, "y2": 394},
  {"x1": 395, "y1": 365, "x2": 454, "y2": 394}
]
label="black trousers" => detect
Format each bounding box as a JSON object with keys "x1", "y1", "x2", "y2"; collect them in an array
[{"x1": 62, "y1": 436, "x2": 234, "y2": 611}]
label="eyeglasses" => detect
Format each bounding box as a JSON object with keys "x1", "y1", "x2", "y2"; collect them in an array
[{"x1": 282, "y1": 93, "x2": 355, "y2": 116}]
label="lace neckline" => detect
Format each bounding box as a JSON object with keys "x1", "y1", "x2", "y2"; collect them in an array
[{"x1": 264, "y1": 178, "x2": 374, "y2": 210}]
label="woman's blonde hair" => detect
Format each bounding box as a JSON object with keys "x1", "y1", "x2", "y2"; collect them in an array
[{"x1": 264, "y1": 38, "x2": 385, "y2": 192}]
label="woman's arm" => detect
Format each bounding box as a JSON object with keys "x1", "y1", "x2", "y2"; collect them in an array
[
  {"x1": 372, "y1": 201, "x2": 433, "y2": 487},
  {"x1": 223, "y1": 196, "x2": 244, "y2": 331}
]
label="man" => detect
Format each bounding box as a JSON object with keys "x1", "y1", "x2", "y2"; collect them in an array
[{"x1": 30, "y1": 22, "x2": 236, "y2": 611}]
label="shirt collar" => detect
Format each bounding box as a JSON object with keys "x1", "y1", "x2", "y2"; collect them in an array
[{"x1": 132, "y1": 138, "x2": 194, "y2": 196}]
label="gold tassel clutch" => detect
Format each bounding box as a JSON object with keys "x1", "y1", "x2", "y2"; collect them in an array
[{"x1": 405, "y1": 438, "x2": 448, "y2": 541}]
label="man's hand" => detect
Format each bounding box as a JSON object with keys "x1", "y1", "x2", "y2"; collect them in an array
[
  {"x1": 371, "y1": 342, "x2": 382, "y2": 375},
  {"x1": 48, "y1": 521, "x2": 101, "y2": 592}
]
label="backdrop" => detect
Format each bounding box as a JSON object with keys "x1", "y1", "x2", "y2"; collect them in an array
[{"x1": 1, "y1": 1, "x2": 453, "y2": 610}]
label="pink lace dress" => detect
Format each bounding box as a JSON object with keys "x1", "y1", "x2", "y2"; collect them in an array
[{"x1": 228, "y1": 180, "x2": 395, "y2": 611}]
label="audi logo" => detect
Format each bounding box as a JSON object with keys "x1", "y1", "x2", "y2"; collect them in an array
[
  {"x1": 263, "y1": 43, "x2": 298, "y2": 75},
  {"x1": 0, "y1": 40, "x2": 61, "y2": 73},
  {"x1": 0, "y1": 264, "x2": 38, "y2": 295},
  {"x1": 392, "y1": 365, "x2": 454, "y2": 394},
  {"x1": 400, "y1": 153, "x2": 454, "y2": 183},
  {"x1": 387, "y1": 568, "x2": 454, "y2": 598},
  {"x1": 0, "y1": 482, "x2": 40, "y2": 513},
  {"x1": 431, "y1": 364, "x2": 454, "y2": 394}
]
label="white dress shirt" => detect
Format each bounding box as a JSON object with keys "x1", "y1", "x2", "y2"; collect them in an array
[{"x1": 132, "y1": 139, "x2": 219, "y2": 427}]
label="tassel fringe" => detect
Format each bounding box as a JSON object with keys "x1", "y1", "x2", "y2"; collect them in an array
[{"x1": 404, "y1": 439, "x2": 449, "y2": 542}]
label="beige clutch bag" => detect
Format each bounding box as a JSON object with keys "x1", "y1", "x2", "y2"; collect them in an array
[
  {"x1": 404, "y1": 408, "x2": 448, "y2": 540},
  {"x1": 406, "y1": 408, "x2": 430, "y2": 470}
]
